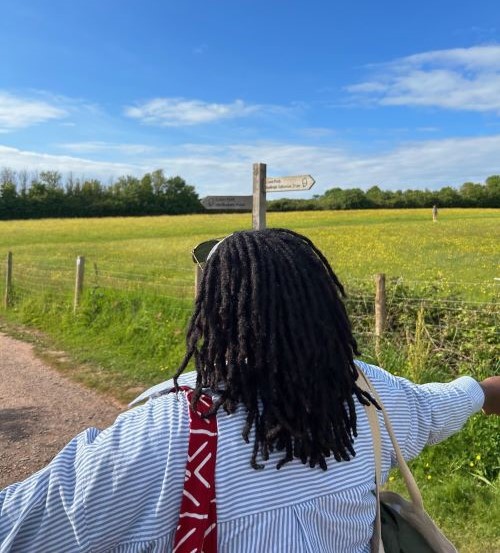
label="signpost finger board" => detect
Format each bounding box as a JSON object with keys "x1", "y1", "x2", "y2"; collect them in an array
[
  {"x1": 200, "y1": 195, "x2": 253, "y2": 210},
  {"x1": 266, "y1": 175, "x2": 315, "y2": 193}
]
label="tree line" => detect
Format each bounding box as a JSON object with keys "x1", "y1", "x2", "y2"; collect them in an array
[
  {"x1": 268, "y1": 176, "x2": 500, "y2": 211},
  {"x1": 0, "y1": 169, "x2": 202, "y2": 219},
  {"x1": 0, "y1": 167, "x2": 498, "y2": 219}
]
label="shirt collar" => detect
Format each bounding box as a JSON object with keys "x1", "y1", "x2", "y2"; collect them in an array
[{"x1": 128, "y1": 371, "x2": 198, "y2": 407}]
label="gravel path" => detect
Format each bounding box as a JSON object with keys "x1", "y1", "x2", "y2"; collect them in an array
[{"x1": 0, "y1": 332, "x2": 124, "y2": 489}]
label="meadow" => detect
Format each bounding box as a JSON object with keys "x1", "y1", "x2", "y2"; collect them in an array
[
  {"x1": 0, "y1": 208, "x2": 499, "y2": 551},
  {"x1": 1, "y1": 209, "x2": 499, "y2": 295}
]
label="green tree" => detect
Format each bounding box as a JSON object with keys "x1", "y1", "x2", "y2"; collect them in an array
[
  {"x1": 162, "y1": 176, "x2": 201, "y2": 214},
  {"x1": 484, "y1": 176, "x2": 500, "y2": 207},
  {"x1": 459, "y1": 182, "x2": 487, "y2": 206},
  {"x1": 365, "y1": 186, "x2": 386, "y2": 207},
  {"x1": 435, "y1": 186, "x2": 461, "y2": 207},
  {"x1": 39, "y1": 170, "x2": 62, "y2": 190},
  {"x1": 0, "y1": 180, "x2": 19, "y2": 218}
]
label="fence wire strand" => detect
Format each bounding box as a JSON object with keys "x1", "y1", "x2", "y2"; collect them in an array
[{"x1": 2, "y1": 257, "x2": 499, "y2": 346}]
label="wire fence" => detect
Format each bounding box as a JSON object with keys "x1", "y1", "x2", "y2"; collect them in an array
[{"x1": 2, "y1": 253, "x2": 499, "y2": 351}]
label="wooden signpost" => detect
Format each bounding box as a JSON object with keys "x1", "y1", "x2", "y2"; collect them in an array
[
  {"x1": 253, "y1": 163, "x2": 267, "y2": 230},
  {"x1": 199, "y1": 162, "x2": 316, "y2": 231},
  {"x1": 196, "y1": 162, "x2": 315, "y2": 294},
  {"x1": 253, "y1": 163, "x2": 315, "y2": 230}
]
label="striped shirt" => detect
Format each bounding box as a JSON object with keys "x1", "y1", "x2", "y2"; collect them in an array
[{"x1": 0, "y1": 361, "x2": 484, "y2": 552}]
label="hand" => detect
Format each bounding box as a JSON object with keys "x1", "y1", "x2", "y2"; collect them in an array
[{"x1": 480, "y1": 376, "x2": 500, "y2": 415}]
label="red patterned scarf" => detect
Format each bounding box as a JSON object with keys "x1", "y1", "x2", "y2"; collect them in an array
[{"x1": 173, "y1": 387, "x2": 218, "y2": 553}]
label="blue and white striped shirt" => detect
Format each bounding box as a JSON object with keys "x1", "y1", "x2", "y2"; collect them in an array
[{"x1": 0, "y1": 361, "x2": 484, "y2": 552}]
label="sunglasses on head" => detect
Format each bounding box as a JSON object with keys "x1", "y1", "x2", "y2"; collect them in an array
[{"x1": 192, "y1": 239, "x2": 222, "y2": 268}]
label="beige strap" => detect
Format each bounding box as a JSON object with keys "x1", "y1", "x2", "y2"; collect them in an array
[
  {"x1": 358, "y1": 369, "x2": 424, "y2": 509},
  {"x1": 357, "y1": 367, "x2": 428, "y2": 552},
  {"x1": 356, "y1": 372, "x2": 383, "y2": 552}
]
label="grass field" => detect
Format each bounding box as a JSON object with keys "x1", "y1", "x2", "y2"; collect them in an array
[
  {"x1": 0, "y1": 208, "x2": 499, "y2": 552},
  {"x1": 1, "y1": 208, "x2": 499, "y2": 299}
]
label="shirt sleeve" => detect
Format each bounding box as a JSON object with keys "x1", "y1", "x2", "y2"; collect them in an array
[
  {"x1": 1, "y1": 395, "x2": 189, "y2": 553},
  {"x1": 0, "y1": 428, "x2": 97, "y2": 552},
  {"x1": 360, "y1": 362, "x2": 485, "y2": 465}
]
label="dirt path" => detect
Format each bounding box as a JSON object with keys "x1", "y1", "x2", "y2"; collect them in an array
[{"x1": 0, "y1": 332, "x2": 124, "y2": 489}]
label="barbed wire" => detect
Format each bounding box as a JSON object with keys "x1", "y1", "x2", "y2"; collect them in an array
[
  {"x1": 345, "y1": 274, "x2": 499, "y2": 285},
  {"x1": 3, "y1": 258, "x2": 499, "y2": 319},
  {"x1": 387, "y1": 295, "x2": 498, "y2": 305}
]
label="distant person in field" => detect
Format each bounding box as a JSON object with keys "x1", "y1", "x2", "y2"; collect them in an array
[
  {"x1": 432, "y1": 204, "x2": 438, "y2": 222},
  {"x1": 1, "y1": 229, "x2": 499, "y2": 552}
]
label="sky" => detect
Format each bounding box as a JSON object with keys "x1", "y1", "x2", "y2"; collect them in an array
[{"x1": 1, "y1": 0, "x2": 500, "y2": 198}]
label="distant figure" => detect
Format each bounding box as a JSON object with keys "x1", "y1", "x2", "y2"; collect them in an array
[{"x1": 432, "y1": 204, "x2": 438, "y2": 222}]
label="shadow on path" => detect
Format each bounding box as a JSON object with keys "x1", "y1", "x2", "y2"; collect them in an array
[{"x1": 0, "y1": 407, "x2": 44, "y2": 442}]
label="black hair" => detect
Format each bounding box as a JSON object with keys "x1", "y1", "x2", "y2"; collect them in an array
[{"x1": 174, "y1": 228, "x2": 377, "y2": 470}]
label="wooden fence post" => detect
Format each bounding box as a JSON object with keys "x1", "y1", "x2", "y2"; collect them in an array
[
  {"x1": 74, "y1": 256, "x2": 85, "y2": 313},
  {"x1": 4, "y1": 251, "x2": 12, "y2": 308},
  {"x1": 375, "y1": 273, "x2": 386, "y2": 354}
]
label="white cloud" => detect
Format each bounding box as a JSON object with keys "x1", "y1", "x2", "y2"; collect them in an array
[
  {"x1": 124, "y1": 97, "x2": 263, "y2": 126},
  {"x1": 1, "y1": 134, "x2": 499, "y2": 195},
  {"x1": 347, "y1": 45, "x2": 500, "y2": 112},
  {"x1": 403, "y1": 45, "x2": 500, "y2": 70},
  {"x1": 0, "y1": 145, "x2": 144, "y2": 179},
  {"x1": 59, "y1": 141, "x2": 159, "y2": 155},
  {"x1": 0, "y1": 92, "x2": 67, "y2": 131},
  {"x1": 132, "y1": 135, "x2": 500, "y2": 195}
]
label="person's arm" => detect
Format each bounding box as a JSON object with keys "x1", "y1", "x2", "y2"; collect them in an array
[
  {"x1": 480, "y1": 376, "x2": 500, "y2": 415},
  {"x1": 0, "y1": 429, "x2": 96, "y2": 552},
  {"x1": 1, "y1": 394, "x2": 187, "y2": 552},
  {"x1": 361, "y1": 362, "x2": 487, "y2": 464}
]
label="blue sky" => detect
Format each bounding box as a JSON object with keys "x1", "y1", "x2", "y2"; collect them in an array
[{"x1": 1, "y1": 0, "x2": 500, "y2": 198}]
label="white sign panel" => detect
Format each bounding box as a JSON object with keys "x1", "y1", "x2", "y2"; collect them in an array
[
  {"x1": 201, "y1": 195, "x2": 253, "y2": 210},
  {"x1": 266, "y1": 175, "x2": 315, "y2": 192}
]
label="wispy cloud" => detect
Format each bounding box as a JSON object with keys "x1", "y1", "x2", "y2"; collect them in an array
[
  {"x1": 2, "y1": 134, "x2": 499, "y2": 194},
  {"x1": 193, "y1": 44, "x2": 208, "y2": 55},
  {"x1": 347, "y1": 45, "x2": 500, "y2": 112},
  {"x1": 59, "y1": 141, "x2": 159, "y2": 155},
  {"x1": 0, "y1": 92, "x2": 67, "y2": 131},
  {"x1": 0, "y1": 145, "x2": 144, "y2": 178},
  {"x1": 124, "y1": 97, "x2": 264, "y2": 126}
]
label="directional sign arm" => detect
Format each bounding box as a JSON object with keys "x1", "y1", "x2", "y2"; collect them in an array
[
  {"x1": 266, "y1": 175, "x2": 315, "y2": 192},
  {"x1": 201, "y1": 195, "x2": 253, "y2": 210}
]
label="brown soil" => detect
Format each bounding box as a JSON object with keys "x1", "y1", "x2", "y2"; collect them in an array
[{"x1": 0, "y1": 332, "x2": 124, "y2": 489}]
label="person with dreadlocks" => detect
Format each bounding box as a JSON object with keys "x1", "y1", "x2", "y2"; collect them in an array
[{"x1": 1, "y1": 228, "x2": 499, "y2": 552}]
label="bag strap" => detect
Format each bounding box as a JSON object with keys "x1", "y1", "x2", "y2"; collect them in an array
[
  {"x1": 173, "y1": 387, "x2": 218, "y2": 553},
  {"x1": 356, "y1": 368, "x2": 427, "y2": 553},
  {"x1": 357, "y1": 368, "x2": 424, "y2": 509},
  {"x1": 356, "y1": 371, "x2": 384, "y2": 552}
]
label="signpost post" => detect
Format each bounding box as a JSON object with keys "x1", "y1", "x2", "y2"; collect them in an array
[{"x1": 252, "y1": 163, "x2": 267, "y2": 230}]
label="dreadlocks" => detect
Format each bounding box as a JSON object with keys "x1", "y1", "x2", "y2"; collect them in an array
[{"x1": 174, "y1": 228, "x2": 377, "y2": 470}]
